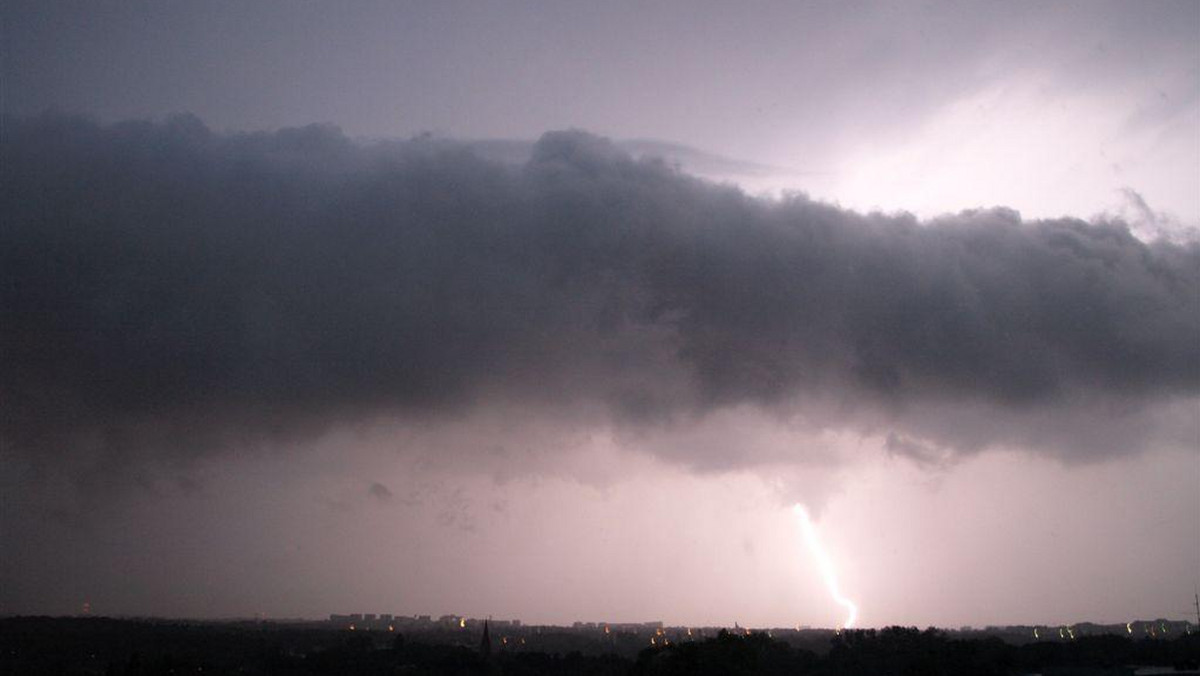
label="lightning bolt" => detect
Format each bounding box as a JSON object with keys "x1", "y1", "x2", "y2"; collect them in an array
[{"x1": 793, "y1": 504, "x2": 859, "y2": 629}]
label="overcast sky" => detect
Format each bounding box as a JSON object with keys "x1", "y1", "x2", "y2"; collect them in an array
[{"x1": 2, "y1": 1, "x2": 1197, "y2": 629}]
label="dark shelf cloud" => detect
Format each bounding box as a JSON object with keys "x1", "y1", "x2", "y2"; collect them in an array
[{"x1": 4, "y1": 114, "x2": 1196, "y2": 476}]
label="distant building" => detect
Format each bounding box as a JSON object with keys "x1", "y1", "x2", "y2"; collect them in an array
[{"x1": 480, "y1": 619, "x2": 492, "y2": 658}]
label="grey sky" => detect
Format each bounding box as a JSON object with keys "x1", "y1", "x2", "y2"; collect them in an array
[
  {"x1": 1, "y1": 1, "x2": 1197, "y2": 628},
  {"x1": 6, "y1": 0, "x2": 1198, "y2": 219}
]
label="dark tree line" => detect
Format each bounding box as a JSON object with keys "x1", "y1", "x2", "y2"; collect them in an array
[
  {"x1": 634, "y1": 627, "x2": 1199, "y2": 676},
  {"x1": 3, "y1": 618, "x2": 1197, "y2": 675}
]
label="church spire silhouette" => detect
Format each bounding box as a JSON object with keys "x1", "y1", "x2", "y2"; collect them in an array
[{"x1": 479, "y1": 618, "x2": 492, "y2": 658}]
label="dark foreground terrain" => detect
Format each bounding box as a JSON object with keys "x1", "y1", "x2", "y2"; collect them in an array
[{"x1": 2, "y1": 617, "x2": 1197, "y2": 675}]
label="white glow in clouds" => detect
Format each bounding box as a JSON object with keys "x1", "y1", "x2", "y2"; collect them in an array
[{"x1": 794, "y1": 504, "x2": 859, "y2": 629}]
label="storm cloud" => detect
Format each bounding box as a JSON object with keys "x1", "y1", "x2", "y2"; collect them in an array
[{"x1": 3, "y1": 114, "x2": 1197, "y2": 476}]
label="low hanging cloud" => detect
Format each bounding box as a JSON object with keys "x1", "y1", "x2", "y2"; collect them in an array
[
  {"x1": 2, "y1": 113, "x2": 1197, "y2": 478},
  {"x1": 367, "y1": 482, "x2": 393, "y2": 502}
]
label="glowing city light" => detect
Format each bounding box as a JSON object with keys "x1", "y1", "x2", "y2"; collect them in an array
[{"x1": 793, "y1": 504, "x2": 858, "y2": 629}]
